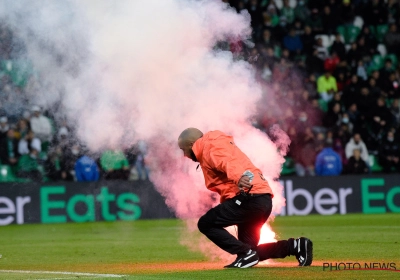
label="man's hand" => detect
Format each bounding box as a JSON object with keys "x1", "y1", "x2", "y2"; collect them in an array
[{"x1": 238, "y1": 175, "x2": 252, "y2": 189}]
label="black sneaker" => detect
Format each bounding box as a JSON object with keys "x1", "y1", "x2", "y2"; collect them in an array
[
  {"x1": 224, "y1": 249, "x2": 259, "y2": 268},
  {"x1": 293, "y1": 237, "x2": 313, "y2": 266}
]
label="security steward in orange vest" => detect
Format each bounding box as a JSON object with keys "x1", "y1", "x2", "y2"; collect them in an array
[{"x1": 178, "y1": 128, "x2": 313, "y2": 268}]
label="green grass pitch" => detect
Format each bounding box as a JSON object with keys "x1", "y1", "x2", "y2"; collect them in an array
[{"x1": 0, "y1": 213, "x2": 399, "y2": 279}]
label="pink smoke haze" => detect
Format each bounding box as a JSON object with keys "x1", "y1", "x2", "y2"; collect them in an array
[{"x1": 2, "y1": 0, "x2": 290, "y2": 260}]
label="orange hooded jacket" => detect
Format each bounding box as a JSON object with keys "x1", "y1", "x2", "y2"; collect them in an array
[{"x1": 192, "y1": 130, "x2": 273, "y2": 202}]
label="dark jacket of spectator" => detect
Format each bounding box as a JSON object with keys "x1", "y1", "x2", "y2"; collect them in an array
[
  {"x1": 378, "y1": 132, "x2": 400, "y2": 172},
  {"x1": 363, "y1": 0, "x2": 388, "y2": 26},
  {"x1": 0, "y1": 129, "x2": 18, "y2": 165},
  {"x1": 283, "y1": 30, "x2": 303, "y2": 53},
  {"x1": 344, "y1": 152, "x2": 369, "y2": 174},
  {"x1": 331, "y1": 36, "x2": 346, "y2": 60}
]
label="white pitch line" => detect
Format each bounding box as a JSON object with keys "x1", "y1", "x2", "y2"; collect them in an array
[{"x1": 0, "y1": 270, "x2": 125, "y2": 278}]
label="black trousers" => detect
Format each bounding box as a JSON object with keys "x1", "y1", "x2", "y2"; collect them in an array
[{"x1": 197, "y1": 194, "x2": 290, "y2": 261}]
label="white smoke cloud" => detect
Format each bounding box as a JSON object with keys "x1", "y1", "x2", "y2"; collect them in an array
[{"x1": 1, "y1": 0, "x2": 289, "y2": 259}]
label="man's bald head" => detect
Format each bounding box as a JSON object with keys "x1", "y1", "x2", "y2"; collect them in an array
[{"x1": 178, "y1": 128, "x2": 203, "y2": 162}]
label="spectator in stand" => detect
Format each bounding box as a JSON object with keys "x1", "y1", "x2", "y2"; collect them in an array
[
  {"x1": 356, "y1": 60, "x2": 368, "y2": 81},
  {"x1": 306, "y1": 49, "x2": 324, "y2": 75},
  {"x1": 63, "y1": 143, "x2": 83, "y2": 179},
  {"x1": 283, "y1": 28, "x2": 303, "y2": 58},
  {"x1": 308, "y1": 98, "x2": 324, "y2": 128},
  {"x1": 16, "y1": 148, "x2": 42, "y2": 181},
  {"x1": 305, "y1": 9, "x2": 323, "y2": 35},
  {"x1": 371, "y1": 70, "x2": 384, "y2": 89},
  {"x1": 100, "y1": 149, "x2": 130, "y2": 180},
  {"x1": 385, "y1": 24, "x2": 400, "y2": 56},
  {"x1": 0, "y1": 116, "x2": 10, "y2": 139},
  {"x1": 281, "y1": 0, "x2": 295, "y2": 25},
  {"x1": 272, "y1": 57, "x2": 291, "y2": 82},
  {"x1": 294, "y1": 0, "x2": 310, "y2": 22},
  {"x1": 324, "y1": 51, "x2": 340, "y2": 73},
  {"x1": 75, "y1": 155, "x2": 100, "y2": 182},
  {"x1": 378, "y1": 130, "x2": 400, "y2": 172},
  {"x1": 313, "y1": 37, "x2": 329, "y2": 61},
  {"x1": 301, "y1": 26, "x2": 315, "y2": 55},
  {"x1": 317, "y1": 71, "x2": 337, "y2": 101},
  {"x1": 339, "y1": 112, "x2": 354, "y2": 132},
  {"x1": 263, "y1": 46, "x2": 279, "y2": 69},
  {"x1": 45, "y1": 146, "x2": 73, "y2": 181},
  {"x1": 292, "y1": 19, "x2": 304, "y2": 36},
  {"x1": 389, "y1": 99, "x2": 400, "y2": 124},
  {"x1": 336, "y1": 72, "x2": 347, "y2": 92},
  {"x1": 333, "y1": 135, "x2": 347, "y2": 165},
  {"x1": 346, "y1": 43, "x2": 362, "y2": 68},
  {"x1": 344, "y1": 148, "x2": 369, "y2": 174},
  {"x1": 357, "y1": 26, "x2": 378, "y2": 56},
  {"x1": 303, "y1": 74, "x2": 318, "y2": 96},
  {"x1": 336, "y1": 122, "x2": 353, "y2": 148},
  {"x1": 315, "y1": 142, "x2": 343, "y2": 176},
  {"x1": 54, "y1": 126, "x2": 71, "y2": 151},
  {"x1": 324, "y1": 102, "x2": 342, "y2": 128},
  {"x1": 260, "y1": 29, "x2": 278, "y2": 49},
  {"x1": 15, "y1": 119, "x2": 30, "y2": 140},
  {"x1": 363, "y1": 0, "x2": 388, "y2": 27},
  {"x1": 357, "y1": 87, "x2": 376, "y2": 119},
  {"x1": 330, "y1": 33, "x2": 346, "y2": 60},
  {"x1": 380, "y1": 58, "x2": 395, "y2": 82},
  {"x1": 368, "y1": 77, "x2": 382, "y2": 98},
  {"x1": 388, "y1": 0, "x2": 400, "y2": 24},
  {"x1": 356, "y1": 37, "x2": 374, "y2": 60},
  {"x1": 338, "y1": 0, "x2": 355, "y2": 25},
  {"x1": 321, "y1": 5, "x2": 338, "y2": 35},
  {"x1": 347, "y1": 103, "x2": 361, "y2": 128},
  {"x1": 18, "y1": 130, "x2": 41, "y2": 155},
  {"x1": 246, "y1": 0, "x2": 263, "y2": 31},
  {"x1": 0, "y1": 128, "x2": 18, "y2": 166},
  {"x1": 314, "y1": 131, "x2": 326, "y2": 154},
  {"x1": 369, "y1": 97, "x2": 392, "y2": 136},
  {"x1": 345, "y1": 133, "x2": 370, "y2": 164},
  {"x1": 30, "y1": 105, "x2": 53, "y2": 143},
  {"x1": 294, "y1": 126, "x2": 317, "y2": 176},
  {"x1": 328, "y1": 92, "x2": 343, "y2": 111}
]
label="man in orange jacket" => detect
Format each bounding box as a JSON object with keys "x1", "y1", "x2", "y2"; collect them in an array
[{"x1": 178, "y1": 128, "x2": 313, "y2": 268}]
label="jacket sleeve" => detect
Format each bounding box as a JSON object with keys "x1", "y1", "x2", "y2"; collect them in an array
[
  {"x1": 336, "y1": 153, "x2": 343, "y2": 174},
  {"x1": 361, "y1": 143, "x2": 369, "y2": 162},
  {"x1": 75, "y1": 161, "x2": 83, "y2": 181},
  {"x1": 315, "y1": 153, "x2": 323, "y2": 175},
  {"x1": 207, "y1": 141, "x2": 246, "y2": 185}
]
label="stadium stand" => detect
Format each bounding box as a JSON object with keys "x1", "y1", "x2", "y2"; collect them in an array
[{"x1": 0, "y1": 0, "x2": 399, "y2": 181}]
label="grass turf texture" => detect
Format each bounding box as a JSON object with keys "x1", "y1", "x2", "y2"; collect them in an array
[{"x1": 0, "y1": 214, "x2": 399, "y2": 279}]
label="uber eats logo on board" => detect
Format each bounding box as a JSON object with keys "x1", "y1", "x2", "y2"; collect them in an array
[
  {"x1": 40, "y1": 186, "x2": 142, "y2": 223},
  {"x1": 361, "y1": 179, "x2": 400, "y2": 213}
]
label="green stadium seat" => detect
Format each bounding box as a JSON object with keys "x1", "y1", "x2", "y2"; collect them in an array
[
  {"x1": 385, "y1": 54, "x2": 398, "y2": 68},
  {"x1": 0, "y1": 164, "x2": 30, "y2": 182},
  {"x1": 318, "y1": 99, "x2": 329, "y2": 113},
  {"x1": 0, "y1": 165, "x2": 15, "y2": 182},
  {"x1": 281, "y1": 157, "x2": 296, "y2": 175},
  {"x1": 274, "y1": 45, "x2": 281, "y2": 58},
  {"x1": 336, "y1": 25, "x2": 347, "y2": 43},
  {"x1": 367, "y1": 54, "x2": 384, "y2": 75},
  {"x1": 346, "y1": 25, "x2": 361, "y2": 44},
  {"x1": 375, "y1": 24, "x2": 389, "y2": 42},
  {"x1": 368, "y1": 155, "x2": 383, "y2": 173},
  {"x1": 336, "y1": 25, "x2": 361, "y2": 44}
]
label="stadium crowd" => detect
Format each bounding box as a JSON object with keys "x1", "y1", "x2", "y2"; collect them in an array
[
  {"x1": 0, "y1": 0, "x2": 399, "y2": 182},
  {"x1": 225, "y1": 0, "x2": 400, "y2": 176}
]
